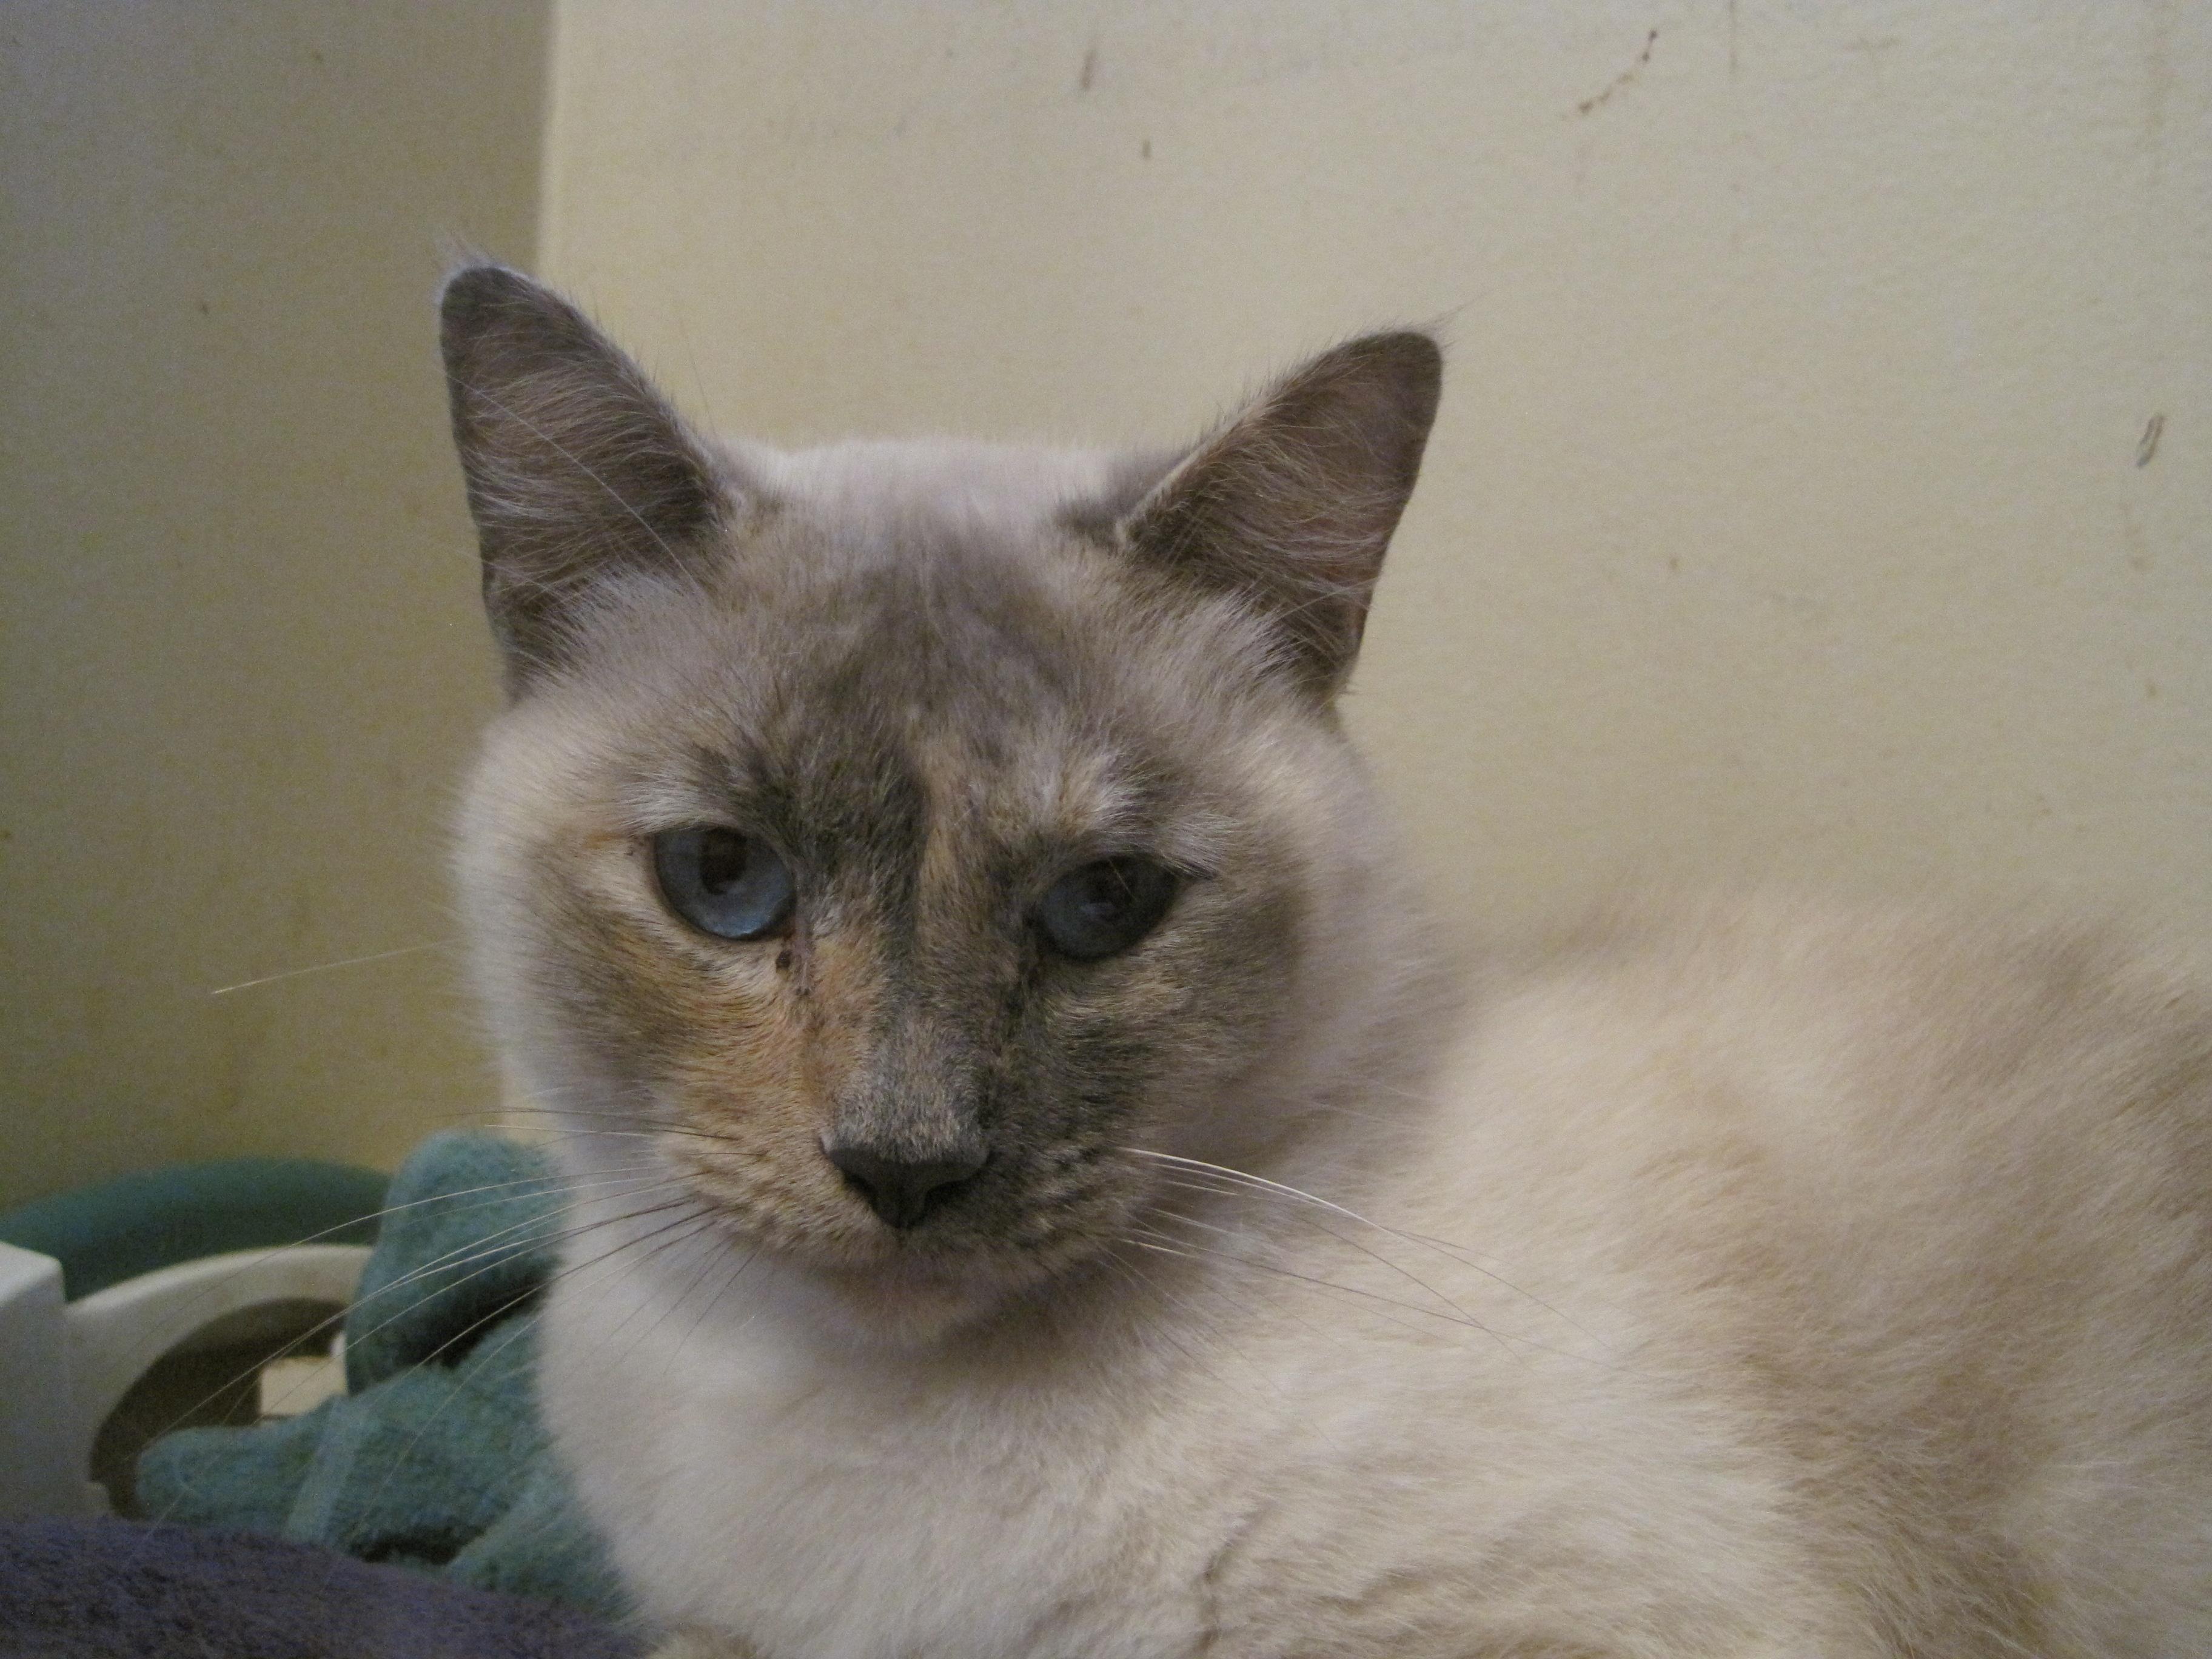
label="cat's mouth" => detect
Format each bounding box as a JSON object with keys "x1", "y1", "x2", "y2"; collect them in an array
[{"x1": 662, "y1": 1138, "x2": 1120, "y2": 1335}]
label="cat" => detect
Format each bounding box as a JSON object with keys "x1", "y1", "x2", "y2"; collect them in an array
[{"x1": 439, "y1": 263, "x2": 2212, "y2": 1658}]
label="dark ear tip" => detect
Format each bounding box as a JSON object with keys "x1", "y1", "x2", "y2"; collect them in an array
[
  {"x1": 1301, "y1": 332, "x2": 1441, "y2": 448},
  {"x1": 1363, "y1": 329, "x2": 1444, "y2": 369},
  {"x1": 1354, "y1": 329, "x2": 1444, "y2": 409},
  {"x1": 437, "y1": 263, "x2": 552, "y2": 337}
]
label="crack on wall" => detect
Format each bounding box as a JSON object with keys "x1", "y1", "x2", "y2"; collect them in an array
[{"x1": 1577, "y1": 28, "x2": 1658, "y2": 118}]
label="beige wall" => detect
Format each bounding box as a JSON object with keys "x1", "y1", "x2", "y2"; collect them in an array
[
  {"x1": 545, "y1": 0, "x2": 2210, "y2": 940},
  {"x1": 1, "y1": 4, "x2": 549, "y2": 1210}
]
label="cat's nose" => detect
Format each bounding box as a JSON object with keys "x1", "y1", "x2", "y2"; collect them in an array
[{"x1": 825, "y1": 1143, "x2": 987, "y2": 1230}]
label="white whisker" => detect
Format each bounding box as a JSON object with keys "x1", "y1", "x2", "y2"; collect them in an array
[{"x1": 207, "y1": 941, "x2": 449, "y2": 997}]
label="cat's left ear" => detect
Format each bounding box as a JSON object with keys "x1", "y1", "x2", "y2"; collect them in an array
[{"x1": 1115, "y1": 332, "x2": 1442, "y2": 699}]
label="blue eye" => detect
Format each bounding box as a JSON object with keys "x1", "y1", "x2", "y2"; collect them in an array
[
  {"x1": 652, "y1": 828, "x2": 795, "y2": 941},
  {"x1": 1037, "y1": 857, "x2": 1179, "y2": 961}
]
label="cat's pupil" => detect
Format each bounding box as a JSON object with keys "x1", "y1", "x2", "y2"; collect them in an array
[
  {"x1": 1037, "y1": 857, "x2": 1178, "y2": 961},
  {"x1": 1076, "y1": 868, "x2": 1130, "y2": 919},
  {"x1": 652, "y1": 826, "x2": 795, "y2": 942},
  {"x1": 697, "y1": 830, "x2": 749, "y2": 895}
]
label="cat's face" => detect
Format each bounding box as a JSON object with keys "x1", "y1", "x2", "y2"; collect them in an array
[{"x1": 444, "y1": 270, "x2": 1439, "y2": 1339}]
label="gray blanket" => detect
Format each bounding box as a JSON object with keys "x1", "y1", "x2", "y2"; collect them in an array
[{"x1": 0, "y1": 1518, "x2": 643, "y2": 1658}]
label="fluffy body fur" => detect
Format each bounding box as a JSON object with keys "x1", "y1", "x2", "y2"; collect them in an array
[{"x1": 441, "y1": 267, "x2": 2212, "y2": 1657}]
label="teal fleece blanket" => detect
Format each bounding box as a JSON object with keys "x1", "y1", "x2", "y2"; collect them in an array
[{"x1": 136, "y1": 1131, "x2": 628, "y2": 1620}]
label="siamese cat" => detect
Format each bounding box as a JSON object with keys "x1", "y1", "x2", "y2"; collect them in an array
[{"x1": 441, "y1": 265, "x2": 2212, "y2": 1658}]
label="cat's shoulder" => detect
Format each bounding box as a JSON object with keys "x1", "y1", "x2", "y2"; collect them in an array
[
  {"x1": 1429, "y1": 887, "x2": 2212, "y2": 1190},
  {"x1": 1494, "y1": 886, "x2": 2209, "y2": 1027}
]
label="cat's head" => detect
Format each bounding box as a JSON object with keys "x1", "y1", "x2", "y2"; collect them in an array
[{"x1": 443, "y1": 267, "x2": 1440, "y2": 1342}]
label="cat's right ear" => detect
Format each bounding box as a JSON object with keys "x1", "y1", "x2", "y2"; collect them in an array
[
  {"x1": 439, "y1": 265, "x2": 736, "y2": 693},
  {"x1": 1110, "y1": 332, "x2": 1442, "y2": 701}
]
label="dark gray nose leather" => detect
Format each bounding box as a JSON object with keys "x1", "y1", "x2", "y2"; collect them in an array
[{"x1": 825, "y1": 1145, "x2": 987, "y2": 1229}]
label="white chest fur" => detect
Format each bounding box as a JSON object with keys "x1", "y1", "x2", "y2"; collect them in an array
[{"x1": 543, "y1": 1264, "x2": 1234, "y2": 1659}]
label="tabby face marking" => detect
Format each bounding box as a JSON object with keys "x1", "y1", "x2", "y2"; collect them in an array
[{"x1": 467, "y1": 537, "x2": 1330, "y2": 1326}]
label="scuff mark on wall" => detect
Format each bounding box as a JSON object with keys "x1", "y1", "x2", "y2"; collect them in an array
[{"x1": 2136, "y1": 413, "x2": 2165, "y2": 468}]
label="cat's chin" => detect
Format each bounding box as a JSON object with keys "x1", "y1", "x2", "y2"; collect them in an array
[{"x1": 789, "y1": 1249, "x2": 1056, "y2": 1349}]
